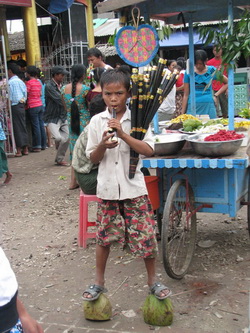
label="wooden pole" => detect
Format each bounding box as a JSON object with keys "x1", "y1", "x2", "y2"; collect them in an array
[
  {"x1": 0, "y1": 7, "x2": 11, "y2": 61},
  {"x1": 22, "y1": 0, "x2": 41, "y2": 67},
  {"x1": 86, "y1": 0, "x2": 95, "y2": 47}
]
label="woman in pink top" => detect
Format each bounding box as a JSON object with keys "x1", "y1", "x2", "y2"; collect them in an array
[{"x1": 26, "y1": 66, "x2": 46, "y2": 152}]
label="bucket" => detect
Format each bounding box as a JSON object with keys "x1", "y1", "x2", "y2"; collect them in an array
[{"x1": 144, "y1": 176, "x2": 160, "y2": 211}]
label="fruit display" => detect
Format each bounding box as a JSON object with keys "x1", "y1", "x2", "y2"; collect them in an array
[
  {"x1": 234, "y1": 120, "x2": 250, "y2": 128},
  {"x1": 238, "y1": 103, "x2": 250, "y2": 119},
  {"x1": 203, "y1": 119, "x2": 225, "y2": 127},
  {"x1": 182, "y1": 119, "x2": 203, "y2": 132},
  {"x1": 204, "y1": 130, "x2": 244, "y2": 141},
  {"x1": 193, "y1": 124, "x2": 225, "y2": 133},
  {"x1": 170, "y1": 114, "x2": 198, "y2": 124}
]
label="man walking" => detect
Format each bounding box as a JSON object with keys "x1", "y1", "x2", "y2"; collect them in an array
[
  {"x1": 44, "y1": 66, "x2": 69, "y2": 166},
  {"x1": 207, "y1": 45, "x2": 228, "y2": 118},
  {"x1": 7, "y1": 63, "x2": 29, "y2": 157}
]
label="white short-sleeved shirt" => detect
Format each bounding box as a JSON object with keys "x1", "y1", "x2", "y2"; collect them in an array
[
  {"x1": 86, "y1": 107, "x2": 154, "y2": 200},
  {"x1": 0, "y1": 247, "x2": 18, "y2": 306}
]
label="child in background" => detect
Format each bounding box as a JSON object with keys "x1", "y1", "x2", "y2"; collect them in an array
[
  {"x1": 83, "y1": 68, "x2": 172, "y2": 301},
  {"x1": 174, "y1": 63, "x2": 185, "y2": 118},
  {"x1": 86, "y1": 67, "x2": 105, "y2": 105},
  {"x1": 0, "y1": 247, "x2": 43, "y2": 333}
]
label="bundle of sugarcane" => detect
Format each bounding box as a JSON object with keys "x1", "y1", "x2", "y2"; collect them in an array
[{"x1": 129, "y1": 60, "x2": 179, "y2": 178}]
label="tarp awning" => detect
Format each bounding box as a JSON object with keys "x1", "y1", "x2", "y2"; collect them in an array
[
  {"x1": 159, "y1": 30, "x2": 204, "y2": 47},
  {"x1": 94, "y1": 19, "x2": 121, "y2": 37},
  {"x1": 93, "y1": 18, "x2": 108, "y2": 29},
  {"x1": 48, "y1": 0, "x2": 87, "y2": 14}
]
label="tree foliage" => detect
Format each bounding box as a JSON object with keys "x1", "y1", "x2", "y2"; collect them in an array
[{"x1": 196, "y1": 10, "x2": 250, "y2": 67}]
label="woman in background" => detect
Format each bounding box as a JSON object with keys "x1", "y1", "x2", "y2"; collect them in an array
[
  {"x1": 181, "y1": 49, "x2": 228, "y2": 119},
  {"x1": 26, "y1": 66, "x2": 46, "y2": 152},
  {"x1": 61, "y1": 64, "x2": 90, "y2": 190}
]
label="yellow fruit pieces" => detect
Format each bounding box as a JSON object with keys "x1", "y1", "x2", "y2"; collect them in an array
[{"x1": 170, "y1": 114, "x2": 199, "y2": 124}]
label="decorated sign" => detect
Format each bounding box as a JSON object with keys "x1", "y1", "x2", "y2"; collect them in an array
[{"x1": 115, "y1": 8, "x2": 159, "y2": 67}]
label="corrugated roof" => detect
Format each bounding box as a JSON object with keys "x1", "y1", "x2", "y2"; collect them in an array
[
  {"x1": 97, "y1": 45, "x2": 117, "y2": 56},
  {"x1": 94, "y1": 18, "x2": 121, "y2": 37}
]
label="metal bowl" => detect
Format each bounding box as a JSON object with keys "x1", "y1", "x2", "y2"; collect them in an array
[
  {"x1": 186, "y1": 134, "x2": 244, "y2": 157},
  {"x1": 154, "y1": 134, "x2": 187, "y2": 156}
]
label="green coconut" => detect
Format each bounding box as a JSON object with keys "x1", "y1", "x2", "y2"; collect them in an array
[
  {"x1": 142, "y1": 294, "x2": 173, "y2": 326},
  {"x1": 83, "y1": 294, "x2": 112, "y2": 321}
]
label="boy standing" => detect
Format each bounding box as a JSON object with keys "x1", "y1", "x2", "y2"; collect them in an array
[{"x1": 83, "y1": 68, "x2": 171, "y2": 301}]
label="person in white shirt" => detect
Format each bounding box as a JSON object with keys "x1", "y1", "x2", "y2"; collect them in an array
[
  {"x1": 82, "y1": 68, "x2": 172, "y2": 302},
  {"x1": 86, "y1": 48, "x2": 113, "y2": 70},
  {"x1": 157, "y1": 59, "x2": 177, "y2": 121},
  {"x1": 0, "y1": 247, "x2": 43, "y2": 333}
]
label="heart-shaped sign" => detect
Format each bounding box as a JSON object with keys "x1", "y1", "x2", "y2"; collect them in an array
[{"x1": 115, "y1": 24, "x2": 159, "y2": 67}]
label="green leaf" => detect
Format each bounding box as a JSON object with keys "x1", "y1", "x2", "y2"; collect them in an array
[
  {"x1": 158, "y1": 30, "x2": 164, "y2": 41},
  {"x1": 58, "y1": 176, "x2": 67, "y2": 180}
]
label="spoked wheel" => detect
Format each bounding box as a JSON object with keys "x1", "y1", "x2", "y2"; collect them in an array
[{"x1": 162, "y1": 179, "x2": 197, "y2": 279}]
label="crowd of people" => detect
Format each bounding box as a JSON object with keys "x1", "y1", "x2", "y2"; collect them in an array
[
  {"x1": 158, "y1": 48, "x2": 228, "y2": 121},
  {"x1": 0, "y1": 45, "x2": 228, "y2": 332},
  {"x1": 1, "y1": 46, "x2": 228, "y2": 189}
]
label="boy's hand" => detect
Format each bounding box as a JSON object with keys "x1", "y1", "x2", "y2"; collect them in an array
[
  {"x1": 101, "y1": 130, "x2": 119, "y2": 149},
  {"x1": 108, "y1": 119, "x2": 124, "y2": 138}
]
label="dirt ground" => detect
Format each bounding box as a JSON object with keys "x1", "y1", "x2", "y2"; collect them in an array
[{"x1": 0, "y1": 147, "x2": 250, "y2": 333}]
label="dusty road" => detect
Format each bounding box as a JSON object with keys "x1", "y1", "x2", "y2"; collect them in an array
[{"x1": 0, "y1": 147, "x2": 249, "y2": 333}]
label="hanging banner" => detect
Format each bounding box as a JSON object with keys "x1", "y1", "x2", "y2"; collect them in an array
[
  {"x1": 48, "y1": 0, "x2": 75, "y2": 14},
  {"x1": 0, "y1": 0, "x2": 31, "y2": 5},
  {"x1": 115, "y1": 7, "x2": 159, "y2": 67}
]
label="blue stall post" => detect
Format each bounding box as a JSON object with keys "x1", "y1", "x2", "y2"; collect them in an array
[
  {"x1": 153, "y1": 112, "x2": 160, "y2": 134},
  {"x1": 188, "y1": 13, "x2": 196, "y2": 116},
  {"x1": 228, "y1": 0, "x2": 235, "y2": 130}
]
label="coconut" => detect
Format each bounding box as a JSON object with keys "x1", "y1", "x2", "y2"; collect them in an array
[
  {"x1": 83, "y1": 294, "x2": 112, "y2": 321},
  {"x1": 142, "y1": 294, "x2": 173, "y2": 326}
]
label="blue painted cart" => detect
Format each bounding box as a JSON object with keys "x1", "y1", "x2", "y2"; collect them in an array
[{"x1": 142, "y1": 146, "x2": 249, "y2": 279}]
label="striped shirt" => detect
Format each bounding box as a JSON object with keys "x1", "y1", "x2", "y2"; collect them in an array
[
  {"x1": 8, "y1": 75, "x2": 27, "y2": 106},
  {"x1": 26, "y1": 79, "x2": 42, "y2": 108}
]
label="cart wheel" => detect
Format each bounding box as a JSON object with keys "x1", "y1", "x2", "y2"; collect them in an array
[{"x1": 161, "y1": 179, "x2": 197, "y2": 279}]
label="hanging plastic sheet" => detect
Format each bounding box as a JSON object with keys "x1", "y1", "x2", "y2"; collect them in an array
[{"x1": 48, "y1": 0, "x2": 74, "y2": 14}]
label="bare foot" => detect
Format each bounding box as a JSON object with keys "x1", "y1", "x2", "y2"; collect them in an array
[{"x1": 4, "y1": 171, "x2": 12, "y2": 185}]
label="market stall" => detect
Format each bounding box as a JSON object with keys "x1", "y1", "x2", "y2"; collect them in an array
[
  {"x1": 98, "y1": 0, "x2": 250, "y2": 281},
  {"x1": 142, "y1": 129, "x2": 249, "y2": 279}
]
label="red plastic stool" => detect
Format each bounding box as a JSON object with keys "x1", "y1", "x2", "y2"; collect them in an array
[{"x1": 78, "y1": 190, "x2": 101, "y2": 248}]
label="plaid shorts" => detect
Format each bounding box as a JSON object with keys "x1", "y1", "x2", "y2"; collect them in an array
[{"x1": 96, "y1": 195, "x2": 158, "y2": 258}]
